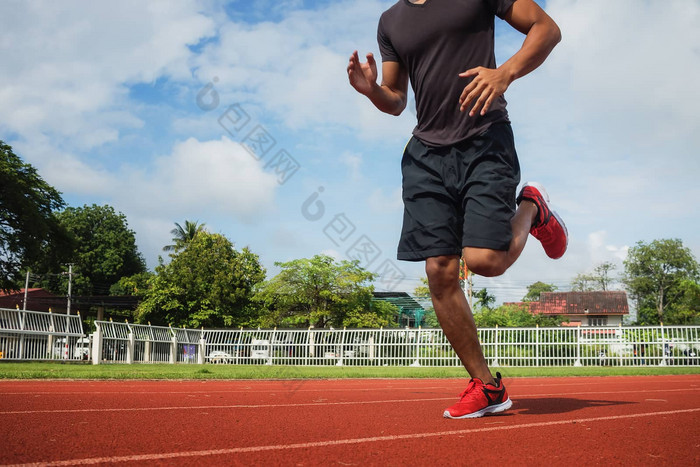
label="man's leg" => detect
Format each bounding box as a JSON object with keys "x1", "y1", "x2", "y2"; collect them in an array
[
  {"x1": 427, "y1": 252, "x2": 512, "y2": 419},
  {"x1": 425, "y1": 197, "x2": 540, "y2": 383},
  {"x1": 463, "y1": 181, "x2": 569, "y2": 276},
  {"x1": 462, "y1": 200, "x2": 538, "y2": 277},
  {"x1": 425, "y1": 254, "x2": 494, "y2": 384}
]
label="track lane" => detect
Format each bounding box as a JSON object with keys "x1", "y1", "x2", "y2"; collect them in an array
[{"x1": 1, "y1": 375, "x2": 699, "y2": 465}]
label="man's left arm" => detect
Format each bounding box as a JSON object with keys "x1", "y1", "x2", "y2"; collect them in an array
[{"x1": 458, "y1": 0, "x2": 562, "y2": 116}]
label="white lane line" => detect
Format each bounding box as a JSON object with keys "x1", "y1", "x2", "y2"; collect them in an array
[
  {"x1": 0, "y1": 386, "x2": 454, "y2": 396},
  {"x1": 0, "y1": 397, "x2": 453, "y2": 415},
  {"x1": 515, "y1": 387, "x2": 700, "y2": 398},
  {"x1": 5, "y1": 407, "x2": 700, "y2": 466},
  {"x1": 2, "y1": 387, "x2": 699, "y2": 415}
]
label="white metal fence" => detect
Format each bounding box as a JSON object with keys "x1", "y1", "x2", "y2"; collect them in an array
[
  {"x1": 91, "y1": 320, "x2": 700, "y2": 367},
  {"x1": 1, "y1": 308, "x2": 698, "y2": 367},
  {"x1": 0, "y1": 308, "x2": 87, "y2": 360}
]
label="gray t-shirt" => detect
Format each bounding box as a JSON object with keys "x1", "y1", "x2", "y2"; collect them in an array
[{"x1": 378, "y1": 0, "x2": 515, "y2": 146}]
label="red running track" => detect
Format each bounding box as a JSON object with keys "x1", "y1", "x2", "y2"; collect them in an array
[{"x1": 1, "y1": 375, "x2": 699, "y2": 466}]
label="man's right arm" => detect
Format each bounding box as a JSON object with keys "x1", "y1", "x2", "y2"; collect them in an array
[{"x1": 347, "y1": 51, "x2": 408, "y2": 116}]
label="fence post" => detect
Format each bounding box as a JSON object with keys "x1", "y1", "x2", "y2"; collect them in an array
[
  {"x1": 618, "y1": 323, "x2": 623, "y2": 367},
  {"x1": 659, "y1": 322, "x2": 667, "y2": 366},
  {"x1": 169, "y1": 326, "x2": 177, "y2": 364},
  {"x1": 18, "y1": 310, "x2": 25, "y2": 360},
  {"x1": 197, "y1": 328, "x2": 205, "y2": 365},
  {"x1": 91, "y1": 322, "x2": 103, "y2": 365},
  {"x1": 410, "y1": 326, "x2": 421, "y2": 367},
  {"x1": 126, "y1": 332, "x2": 135, "y2": 364},
  {"x1": 574, "y1": 327, "x2": 582, "y2": 366},
  {"x1": 337, "y1": 327, "x2": 346, "y2": 366},
  {"x1": 125, "y1": 320, "x2": 134, "y2": 364},
  {"x1": 308, "y1": 327, "x2": 315, "y2": 360},
  {"x1": 268, "y1": 328, "x2": 276, "y2": 365},
  {"x1": 235, "y1": 327, "x2": 243, "y2": 364},
  {"x1": 535, "y1": 325, "x2": 540, "y2": 367},
  {"x1": 492, "y1": 325, "x2": 500, "y2": 368},
  {"x1": 47, "y1": 311, "x2": 55, "y2": 359}
]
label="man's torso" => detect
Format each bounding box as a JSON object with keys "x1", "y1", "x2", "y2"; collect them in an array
[{"x1": 378, "y1": 0, "x2": 515, "y2": 146}]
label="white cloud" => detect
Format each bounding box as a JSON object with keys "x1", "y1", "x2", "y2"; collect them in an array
[
  {"x1": 340, "y1": 151, "x2": 363, "y2": 181},
  {"x1": 368, "y1": 187, "x2": 403, "y2": 214},
  {"x1": 10, "y1": 137, "x2": 116, "y2": 196},
  {"x1": 0, "y1": 0, "x2": 214, "y2": 150},
  {"x1": 511, "y1": 0, "x2": 700, "y2": 186},
  {"x1": 320, "y1": 249, "x2": 343, "y2": 261},
  {"x1": 193, "y1": 0, "x2": 413, "y2": 142},
  {"x1": 121, "y1": 137, "x2": 278, "y2": 220},
  {"x1": 587, "y1": 231, "x2": 628, "y2": 265}
]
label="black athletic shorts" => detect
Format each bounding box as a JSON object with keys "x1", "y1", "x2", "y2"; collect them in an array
[{"x1": 397, "y1": 122, "x2": 521, "y2": 261}]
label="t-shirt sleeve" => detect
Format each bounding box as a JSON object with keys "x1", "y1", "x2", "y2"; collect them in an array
[
  {"x1": 377, "y1": 15, "x2": 400, "y2": 63},
  {"x1": 484, "y1": 0, "x2": 517, "y2": 19}
]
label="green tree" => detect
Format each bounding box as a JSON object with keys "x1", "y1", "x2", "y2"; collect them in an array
[
  {"x1": 136, "y1": 232, "x2": 265, "y2": 328},
  {"x1": 109, "y1": 272, "x2": 153, "y2": 296},
  {"x1": 0, "y1": 141, "x2": 72, "y2": 292},
  {"x1": 593, "y1": 262, "x2": 616, "y2": 291},
  {"x1": 572, "y1": 262, "x2": 617, "y2": 291},
  {"x1": 163, "y1": 220, "x2": 206, "y2": 252},
  {"x1": 523, "y1": 281, "x2": 557, "y2": 302},
  {"x1": 254, "y1": 255, "x2": 382, "y2": 328},
  {"x1": 473, "y1": 288, "x2": 496, "y2": 310},
  {"x1": 413, "y1": 277, "x2": 430, "y2": 298},
  {"x1": 474, "y1": 304, "x2": 563, "y2": 327},
  {"x1": 623, "y1": 239, "x2": 699, "y2": 324},
  {"x1": 36, "y1": 205, "x2": 146, "y2": 296},
  {"x1": 345, "y1": 299, "x2": 398, "y2": 328},
  {"x1": 664, "y1": 280, "x2": 700, "y2": 325},
  {"x1": 571, "y1": 273, "x2": 596, "y2": 292}
]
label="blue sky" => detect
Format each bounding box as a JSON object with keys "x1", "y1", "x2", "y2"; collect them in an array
[{"x1": 2, "y1": 0, "x2": 699, "y2": 304}]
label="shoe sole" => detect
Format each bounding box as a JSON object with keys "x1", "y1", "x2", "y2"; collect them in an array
[
  {"x1": 524, "y1": 181, "x2": 549, "y2": 204},
  {"x1": 549, "y1": 209, "x2": 569, "y2": 259},
  {"x1": 443, "y1": 398, "x2": 513, "y2": 419},
  {"x1": 524, "y1": 182, "x2": 569, "y2": 259}
]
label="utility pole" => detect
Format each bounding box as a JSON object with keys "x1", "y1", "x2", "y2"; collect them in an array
[
  {"x1": 62, "y1": 264, "x2": 74, "y2": 315},
  {"x1": 460, "y1": 260, "x2": 473, "y2": 309},
  {"x1": 23, "y1": 270, "x2": 30, "y2": 310}
]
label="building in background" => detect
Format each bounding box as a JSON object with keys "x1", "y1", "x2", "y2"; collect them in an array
[
  {"x1": 0, "y1": 289, "x2": 64, "y2": 313},
  {"x1": 510, "y1": 291, "x2": 630, "y2": 326}
]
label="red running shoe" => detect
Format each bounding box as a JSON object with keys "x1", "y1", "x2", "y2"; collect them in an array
[
  {"x1": 517, "y1": 182, "x2": 568, "y2": 259},
  {"x1": 443, "y1": 372, "x2": 512, "y2": 419}
]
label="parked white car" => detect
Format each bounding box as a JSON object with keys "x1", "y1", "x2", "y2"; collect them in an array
[
  {"x1": 53, "y1": 337, "x2": 91, "y2": 360},
  {"x1": 207, "y1": 350, "x2": 233, "y2": 364}
]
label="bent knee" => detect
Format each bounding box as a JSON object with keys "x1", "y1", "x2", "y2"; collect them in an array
[{"x1": 464, "y1": 249, "x2": 508, "y2": 277}]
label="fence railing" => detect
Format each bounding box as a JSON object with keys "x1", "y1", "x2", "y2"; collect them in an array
[
  {"x1": 0, "y1": 308, "x2": 86, "y2": 361},
  {"x1": 90, "y1": 320, "x2": 700, "y2": 367},
  {"x1": 2, "y1": 308, "x2": 698, "y2": 367}
]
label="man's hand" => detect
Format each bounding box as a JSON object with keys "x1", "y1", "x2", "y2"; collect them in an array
[
  {"x1": 347, "y1": 50, "x2": 378, "y2": 96},
  {"x1": 458, "y1": 66, "x2": 513, "y2": 117}
]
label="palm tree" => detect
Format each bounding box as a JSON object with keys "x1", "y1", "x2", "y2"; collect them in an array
[{"x1": 163, "y1": 220, "x2": 206, "y2": 252}]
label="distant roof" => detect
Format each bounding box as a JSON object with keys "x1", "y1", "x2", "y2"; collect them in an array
[
  {"x1": 0, "y1": 288, "x2": 140, "y2": 312},
  {"x1": 0, "y1": 289, "x2": 61, "y2": 312},
  {"x1": 512, "y1": 291, "x2": 629, "y2": 316},
  {"x1": 0, "y1": 288, "x2": 45, "y2": 297},
  {"x1": 372, "y1": 292, "x2": 425, "y2": 313}
]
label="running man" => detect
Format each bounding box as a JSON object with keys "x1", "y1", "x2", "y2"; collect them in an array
[{"x1": 347, "y1": 0, "x2": 567, "y2": 418}]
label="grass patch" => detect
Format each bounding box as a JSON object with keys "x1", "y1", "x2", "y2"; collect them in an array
[{"x1": 1, "y1": 362, "x2": 699, "y2": 380}]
